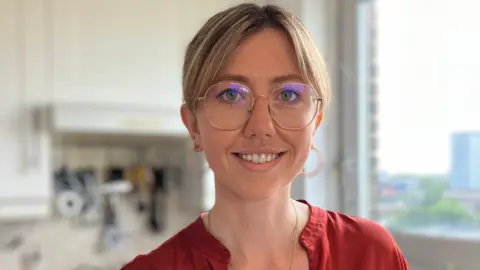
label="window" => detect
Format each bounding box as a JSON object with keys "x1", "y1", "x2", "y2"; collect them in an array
[
  {"x1": 348, "y1": 0, "x2": 480, "y2": 268},
  {"x1": 373, "y1": 0, "x2": 480, "y2": 239}
]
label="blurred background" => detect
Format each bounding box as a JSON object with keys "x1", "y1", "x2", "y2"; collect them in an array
[{"x1": 0, "y1": 0, "x2": 479, "y2": 269}]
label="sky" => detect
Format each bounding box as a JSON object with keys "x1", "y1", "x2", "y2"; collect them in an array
[{"x1": 376, "y1": 0, "x2": 480, "y2": 174}]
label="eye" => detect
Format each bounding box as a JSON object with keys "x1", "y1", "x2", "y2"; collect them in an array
[
  {"x1": 278, "y1": 89, "x2": 300, "y2": 103},
  {"x1": 217, "y1": 88, "x2": 241, "y2": 102}
]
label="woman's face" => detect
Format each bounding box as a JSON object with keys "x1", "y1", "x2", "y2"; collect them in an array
[{"x1": 182, "y1": 28, "x2": 322, "y2": 200}]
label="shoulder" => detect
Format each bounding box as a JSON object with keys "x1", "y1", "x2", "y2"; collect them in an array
[
  {"x1": 309, "y1": 205, "x2": 409, "y2": 269},
  {"x1": 301, "y1": 201, "x2": 395, "y2": 245},
  {"x1": 120, "y1": 222, "x2": 196, "y2": 270},
  {"x1": 343, "y1": 214, "x2": 408, "y2": 268},
  {"x1": 324, "y1": 210, "x2": 394, "y2": 245}
]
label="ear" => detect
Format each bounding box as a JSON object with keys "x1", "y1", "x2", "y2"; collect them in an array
[{"x1": 181, "y1": 104, "x2": 200, "y2": 139}]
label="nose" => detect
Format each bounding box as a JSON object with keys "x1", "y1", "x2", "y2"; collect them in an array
[{"x1": 243, "y1": 96, "x2": 276, "y2": 139}]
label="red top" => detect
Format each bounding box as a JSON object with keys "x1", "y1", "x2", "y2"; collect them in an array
[{"x1": 122, "y1": 200, "x2": 409, "y2": 270}]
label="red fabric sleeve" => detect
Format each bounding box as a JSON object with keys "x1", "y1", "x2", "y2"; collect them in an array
[{"x1": 359, "y1": 219, "x2": 410, "y2": 269}]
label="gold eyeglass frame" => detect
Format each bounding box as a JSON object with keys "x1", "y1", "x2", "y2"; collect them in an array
[{"x1": 190, "y1": 82, "x2": 323, "y2": 131}]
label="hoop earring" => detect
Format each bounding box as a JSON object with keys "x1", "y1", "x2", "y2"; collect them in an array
[{"x1": 300, "y1": 145, "x2": 323, "y2": 178}]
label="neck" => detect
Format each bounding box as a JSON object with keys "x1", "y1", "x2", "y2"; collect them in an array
[{"x1": 206, "y1": 184, "x2": 302, "y2": 267}]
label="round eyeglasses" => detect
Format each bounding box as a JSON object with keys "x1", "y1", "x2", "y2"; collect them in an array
[{"x1": 195, "y1": 82, "x2": 322, "y2": 130}]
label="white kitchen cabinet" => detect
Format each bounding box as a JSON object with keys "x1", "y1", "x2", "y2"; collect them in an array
[
  {"x1": 0, "y1": 0, "x2": 52, "y2": 219},
  {"x1": 51, "y1": 0, "x2": 184, "y2": 108}
]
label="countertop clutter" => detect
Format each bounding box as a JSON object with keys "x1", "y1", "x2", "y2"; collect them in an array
[{"x1": 0, "y1": 190, "x2": 196, "y2": 270}]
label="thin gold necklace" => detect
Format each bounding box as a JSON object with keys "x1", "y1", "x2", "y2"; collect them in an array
[{"x1": 206, "y1": 199, "x2": 299, "y2": 270}]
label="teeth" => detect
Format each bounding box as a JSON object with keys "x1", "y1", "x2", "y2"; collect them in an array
[{"x1": 239, "y1": 153, "x2": 280, "y2": 163}]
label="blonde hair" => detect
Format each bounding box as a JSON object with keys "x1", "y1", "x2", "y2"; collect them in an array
[{"x1": 182, "y1": 3, "x2": 331, "y2": 113}]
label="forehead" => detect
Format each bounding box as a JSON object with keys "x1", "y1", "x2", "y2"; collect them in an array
[{"x1": 221, "y1": 28, "x2": 300, "y2": 81}]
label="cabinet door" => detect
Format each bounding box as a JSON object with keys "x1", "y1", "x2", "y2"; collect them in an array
[
  {"x1": 0, "y1": 0, "x2": 51, "y2": 219},
  {"x1": 52, "y1": 0, "x2": 184, "y2": 108}
]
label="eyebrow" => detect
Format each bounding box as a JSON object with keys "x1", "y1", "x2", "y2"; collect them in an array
[{"x1": 215, "y1": 73, "x2": 304, "y2": 84}]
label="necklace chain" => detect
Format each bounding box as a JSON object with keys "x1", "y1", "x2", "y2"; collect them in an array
[{"x1": 206, "y1": 200, "x2": 299, "y2": 270}]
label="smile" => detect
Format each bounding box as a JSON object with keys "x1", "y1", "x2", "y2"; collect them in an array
[{"x1": 233, "y1": 152, "x2": 286, "y2": 164}]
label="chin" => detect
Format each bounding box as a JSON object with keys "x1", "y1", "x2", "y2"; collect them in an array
[{"x1": 225, "y1": 175, "x2": 292, "y2": 201}]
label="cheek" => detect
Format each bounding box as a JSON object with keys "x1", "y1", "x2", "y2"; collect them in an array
[
  {"x1": 295, "y1": 137, "x2": 313, "y2": 165},
  {"x1": 281, "y1": 127, "x2": 316, "y2": 165},
  {"x1": 203, "y1": 135, "x2": 224, "y2": 160},
  {"x1": 299, "y1": 125, "x2": 319, "y2": 165},
  {"x1": 197, "y1": 116, "x2": 237, "y2": 169}
]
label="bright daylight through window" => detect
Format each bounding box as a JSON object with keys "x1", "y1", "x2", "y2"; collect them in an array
[{"x1": 371, "y1": 0, "x2": 480, "y2": 238}]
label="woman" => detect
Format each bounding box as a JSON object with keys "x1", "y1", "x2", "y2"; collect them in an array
[{"x1": 123, "y1": 3, "x2": 409, "y2": 270}]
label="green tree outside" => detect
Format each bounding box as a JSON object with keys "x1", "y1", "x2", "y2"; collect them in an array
[{"x1": 389, "y1": 175, "x2": 477, "y2": 229}]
